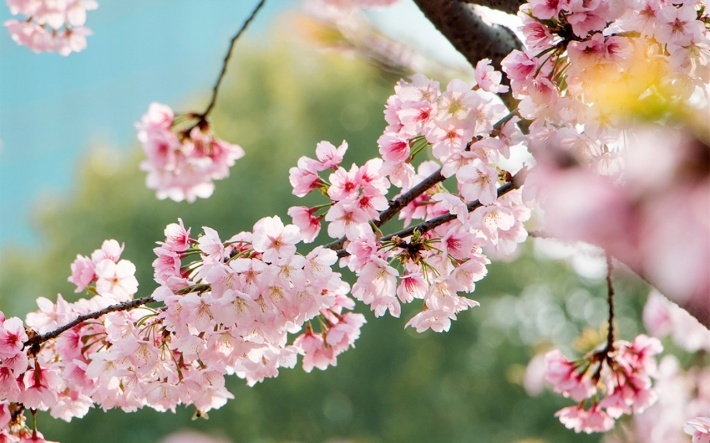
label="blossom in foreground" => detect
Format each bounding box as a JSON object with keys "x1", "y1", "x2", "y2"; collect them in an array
[{"x1": 685, "y1": 417, "x2": 710, "y2": 443}]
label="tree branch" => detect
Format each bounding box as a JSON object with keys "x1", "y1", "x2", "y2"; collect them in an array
[
  {"x1": 201, "y1": 0, "x2": 267, "y2": 119},
  {"x1": 411, "y1": 0, "x2": 522, "y2": 109},
  {"x1": 334, "y1": 168, "x2": 527, "y2": 257},
  {"x1": 24, "y1": 296, "x2": 156, "y2": 348},
  {"x1": 457, "y1": 0, "x2": 526, "y2": 15},
  {"x1": 323, "y1": 168, "x2": 446, "y2": 251},
  {"x1": 528, "y1": 233, "x2": 710, "y2": 329}
]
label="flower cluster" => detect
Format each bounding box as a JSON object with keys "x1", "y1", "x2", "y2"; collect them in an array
[
  {"x1": 599, "y1": 353, "x2": 710, "y2": 443},
  {"x1": 151, "y1": 218, "x2": 365, "y2": 383},
  {"x1": 596, "y1": 291, "x2": 710, "y2": 442},
  {"x1": 505, "y1": 0, "x2": 709, "y2": 172},
  {"x1": 136, "y1": 103, "x2": 245, "y2": 203},
  {"x1": 5, "y1": 0, "x2": 98, "y2": 55},
  {"x1": 0, "y1": 240, "x2": 140, "y2": 441},
  {"x1": 288, "y1": 70, "x2": 530, "y2": 332},
  {"x1": 1, "y1": 220, "x2": 366, "y2": 440},
  {"x1": 545, "y1": 335, "x2": 663, "y2": 433}
]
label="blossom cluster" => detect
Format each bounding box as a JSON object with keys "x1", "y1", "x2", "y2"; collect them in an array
[
  {"x1": 601, "y1": 353, "x2": 710, "y2": 443},
  {"x1": 513, "y1": 0, "x2": 709, "y2": 327},
  {"x1": 504, "y1": 0, "x2": 710, "y2": 207},
  {"x1": 288, "y1": 68, "x2": 530, "y2": 332},
  {"x1": 136, "y1": 103, "x2": 245, "y2": 203},
  {"x1": 597, "y1": 290, "x2": 710, "y2": 443},
  {"x1": 1, "y1": 222, "x2": 365, "y2": 441},
  {"x1": 151, "y1": 217, "x2": 365, "y2": 382},
  {"x1": 506, "y1": 0, "x2": 709, "y2": 146},
  {"x1": 5, "y1": 0, "x2": 98, "y2": 55},
  {"x1": 0, "y1": 239, "x2": 139, "y2": 442},
  {"x1": 545, "y1": 335, "x2": 663, "y2": 433}
]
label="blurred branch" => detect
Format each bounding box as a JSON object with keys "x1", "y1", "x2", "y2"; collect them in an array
[
  {"x1": 458, "y1": 0, "x2": 525, "y2": 15},
  {"x1": 296, "y1": 12, "x2": 469, "y2": 81},
  {"x1": 528, "y1": 234, "x2": 710, "y2": 329}
]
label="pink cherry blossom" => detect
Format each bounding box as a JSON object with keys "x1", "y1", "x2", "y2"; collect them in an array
[
  {"x1": 252, "y1": 216, "x2": 301, "y2": 264},
  {"x1": 685, "y1": 417, "x2": 710, "y2": 443},
  {"x1": 315, "y1": 140, "x2": 348, "y2": 170},
  {"x1": 0, "y1": 317, "x2": 27, "y2": 359},
  {"x1": 456, "y1": 159, "x2": 499, "y2": 205},
  {"x1": 287, "y1": 206, "x2": 322, "y2": 243},
  {"x1": 294, "y1": 327, "x2": 335, "y2": 372},
  {"x1": 474, "y1": 58, "x2": 509, "y2": 94},
  {"x1": 289, "y1": 156, "x2": 324, "y2": 197},
  {"x1": 94, "y1": 259, "x2": 138, "y2": 302},
  {"x1": 67, "y1": 254, "x2": 95, "y2": 292}
]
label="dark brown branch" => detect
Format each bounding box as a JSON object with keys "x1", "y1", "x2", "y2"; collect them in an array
[
  {"x1": 24, "y1": 296, "x2": 155, "y2": 348},
  {"x1": 412, "y1": 0, "x2": 522, "y2": 110},
  {"x1": 457, "y1": 0, "x2": 526, "y2": 15},
  {"x1": 335, "y1": 168, "x2": 527, "y2": 257},
  {"x1": 324, "y1": 114, "x2": 517, "y2": 252},
  {"x1": 324, "y1": 168, "x2": 446, "y2": 251},
  {"x1": 201, "y1": 0, "x2": 267, "y2": 118},
  {"x1": 27, "y1": 172, "x2": 528, "y2": 348}
]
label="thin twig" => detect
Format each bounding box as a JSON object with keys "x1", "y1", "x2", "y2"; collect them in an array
[
  {"x1": 334, "y1": 168, "x2": 527, "y2": 257},
  {"x1": 324, "y1": 113, "x2": 518, "y2": 251},
  {"x1": 201, "y1": 0, "x2": 267, "y2": 119},
  {"x1": 24, "y1": 296, "x2": 156, "y2": 348},
  {"x1": 323, "y1": 168, "x2": 446, "y2": 251}
]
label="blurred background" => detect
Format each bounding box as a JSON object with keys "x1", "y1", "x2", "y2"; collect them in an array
[{"x1": 0, "y1": 1, "x2": 656, "y2": 442}]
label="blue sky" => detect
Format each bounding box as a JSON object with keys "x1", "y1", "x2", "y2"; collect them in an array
[
  {"x1": 0, "y1": 0, "x2": 472, "y2": 260},
  {"x1": 0, "y1": 0, "x2": 297, "y2": 257}
]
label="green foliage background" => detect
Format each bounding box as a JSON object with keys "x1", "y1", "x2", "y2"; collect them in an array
[{"x1": 0, "y1": 31, "x2": 651, "y2": 443}]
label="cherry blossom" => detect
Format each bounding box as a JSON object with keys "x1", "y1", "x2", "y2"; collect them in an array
[
  {"x1": 685, "y1": 417, "x2": 710, "y2": 443},
  {"x1": 545, "y1": 335, "x2": 663, "y2": 432},
  {"x1": 5, "y1": 0, "x2": 98, "y2": 55},
  {"x1": 4, "y1": 0, "x2": 710, "y2": 440},
  {"x1": 136, "y1": 103, "x2": 245, "y2": 203}
]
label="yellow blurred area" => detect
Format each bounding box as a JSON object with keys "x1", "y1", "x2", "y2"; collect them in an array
[{"x1": 583, "y1": 38, "x2": 707, "y2": 127}]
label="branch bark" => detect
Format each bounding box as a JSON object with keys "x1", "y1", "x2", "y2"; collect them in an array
[
  {"x1": 412, "y1": 0, "x2": 522, "y2": 109},
  {"x1": 24, "y1": 296, "x2": 155, "y2": 348}
]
